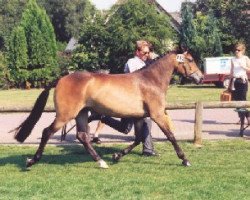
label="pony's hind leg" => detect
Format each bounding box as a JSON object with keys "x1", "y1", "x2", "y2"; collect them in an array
[
  {"x1": 153, "y1": 114, "x2": 191, "y2": 166},
  {"x1": 75, "y1": 109, "x2": 108, "y2": 169},
  {"x1": 112, "y1": 118, "x2": 142, "y2": 161},
  {"x1": 26, "y1": 120, "x2": 63, "y2": 168}
]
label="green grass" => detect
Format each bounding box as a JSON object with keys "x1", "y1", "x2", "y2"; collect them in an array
[
  {"x1": 166, "y1": 84, "x2": 225, "y2": 103},
  {"x1": 0, "y1": 86, "x2": 249, "y2": 199},
  {"x1": 0, "y1": 88, "x2": 54, "y2": 107},
  {"x1": 0, "y1": 140, "x2": 249, "y2": 200},
  {"x1": 0, "y1": 84, "x2": 228, "y2": 108},
  {"x1": 2, "y1": 84, "x2": 249, "y2": 108}
]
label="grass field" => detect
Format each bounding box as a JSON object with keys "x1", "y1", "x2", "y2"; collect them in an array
[
  {"x1": 0, "y1": 140, "x2": 249, "y2": 200},
  {"x1": 0, "y1": 84, "x2": 227, "y2": 107},
  {"x1": 0, "y1": 85, "x2": 249, "y2": 199}
]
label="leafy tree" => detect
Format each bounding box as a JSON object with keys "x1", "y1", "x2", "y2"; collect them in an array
[
  {"x1": 0, "y1": 0, "x2": 26, "y2": 50},
  {"x1": 192, "y1": 12, "x2": 223, "y2": 63},
  {"x1": 72, "y1": 13, "x2": 110, "y2": 71},
  {"x1": 7, "y1": 26, "x2": 28, "y2": 87},
  {"x1": 74, "y1": 0, "x2": 176, "y2": 73},
  {"x1": 180, "y1": 3, "x2": 223, "y2": 66},
  {"x1": 0, "y1": 52, "x2": 9, "y2": 88},
  {"x1": 22, "y1": 0, "x2": 58, "y2": 82},
  {"x1": 39, "y1": 0, "x2": 97, "y2": 42},
  {"x1": 106, "y1": 0, "x2": 177, "y2": 73},
  {"x1": 7, "y1": 0, "x2": 58, "y2": 87},
  {"x1": 196, "y1": 0, "x2": 249, "y2": 54},
  {"x1": 0, "y1": 0, "x2": 96, "y2": 49},
  {"x1": 180, "y1": 3, "x2": 197, "y2": 51}
]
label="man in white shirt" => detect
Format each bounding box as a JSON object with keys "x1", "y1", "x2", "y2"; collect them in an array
[
  {"x1": 123, "y1": 40, "x2": 156, "y2": 156},
  {"x1": 90, "y1": 40, "x2": 157, "y2": 156}
]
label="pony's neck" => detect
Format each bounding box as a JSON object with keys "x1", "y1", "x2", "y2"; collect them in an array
[{"x1": 141, "y1": 53, "x2": 175, "y2": 91}]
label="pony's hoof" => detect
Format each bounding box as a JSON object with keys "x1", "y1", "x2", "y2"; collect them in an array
[
  {"x1": 26, "y1": 158, "x2": 33, "y2": 168},
  {"x1": 98, "y1": 159, "x2": 109, "y2": 169},
  {"x1": 182, "y1": 160, "x2": 191, "y2": 167},
  {"x1": 112, "y1": 153, "x2": 121, "y2": 162}
]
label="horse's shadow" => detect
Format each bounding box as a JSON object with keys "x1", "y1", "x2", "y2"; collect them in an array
[{"x1": 0, "y1": 145, "x2": 142, "y2": 171}]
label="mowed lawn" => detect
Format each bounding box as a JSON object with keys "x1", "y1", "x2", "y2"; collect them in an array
[
  {"x1": 0, "y1": 84, "x2": 228, "y2": 108},
  {"x1": 0, "y1": 140, "x2": 249, "y2": 200},
  {"x1": 0, "y1": 85, "x2": 249, "y2": 199}
]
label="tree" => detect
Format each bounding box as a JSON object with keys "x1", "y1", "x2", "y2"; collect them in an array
[
  {"x1": 106, "y1": 0, "x2": 177, "y2": 73},
  {"x1": 192, "y1": 12, "x2": 223, "y2": 62},
  {"x1": 7, "y1": 26, "x2": 28, "y2": 87},
  {"x1": 180, "y1": 3, "x2": 197, "y2": 51},
  {"x1": 0, "y1": 52, "x2": 9, "y2": 89},
  {"x1": 7, "y1": 0, "x2": 58, "y2": 88},
  {"x1": 21, "y1": 0, "x2": 58, "y2": 87},
  {"x1": 180, "y1": 3, "x2": 223, "y2": 66},
  {"x1": 196, "y1": 0, "x2": 249, "y2": 54},
  {"x1": 0, "y1": 0, "x2": 26, "y2": 50},
  {"x1": 74, "y1": 0, "x2": 177, "y2": 73},
  {"x1": 0, "y1": 0, "x2": 96, "y2": 49},
  {"x1": 72, "y1": 13, "x2": 110, "y2": 71},
  {"x1": 39, "y1": 0, "x2": 97, "y2": 42}
]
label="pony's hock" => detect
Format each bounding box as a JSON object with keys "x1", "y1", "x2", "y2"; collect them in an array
[{"x1": 13, "y1": 51, "x2": 203, "y2": 168}]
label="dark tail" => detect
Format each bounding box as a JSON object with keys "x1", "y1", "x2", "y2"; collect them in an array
[{"x1": 13, "y1": 80, "x2": 58, "y2": 143}]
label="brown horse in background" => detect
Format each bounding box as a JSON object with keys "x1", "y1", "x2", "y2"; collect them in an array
[{"x1": 13, "y1": 51, "x2": 203, "y2": 169}]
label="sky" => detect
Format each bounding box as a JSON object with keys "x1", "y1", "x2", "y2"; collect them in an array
[{"x1": 90, "y1": 0, "x2": 196, "y2": 12}]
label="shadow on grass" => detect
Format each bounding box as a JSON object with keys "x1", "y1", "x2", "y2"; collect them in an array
[{"x1": 0, "y1": 144, "x2": 144, "y2": 171}]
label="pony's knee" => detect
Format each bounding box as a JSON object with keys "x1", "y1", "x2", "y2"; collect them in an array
[{"x1": 164, "y1": 114, "x2": 175, "y2": 132}]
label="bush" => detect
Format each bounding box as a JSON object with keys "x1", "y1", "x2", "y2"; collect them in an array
[{"x1": 0, "y1": 52, "x2": 10, "y2": 89}]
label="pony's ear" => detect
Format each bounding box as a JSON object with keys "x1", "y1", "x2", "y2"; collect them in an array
[
  {"x1": 175, "y1": 44, "x2": 189, "y2": 54},
  {"x1": 180, "y1": 45, "x2": 189, "y2": 53}
]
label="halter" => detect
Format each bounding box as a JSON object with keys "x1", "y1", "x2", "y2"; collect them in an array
[{"x1": 176, "y1": 54, "x2": 197, "y2": 77}]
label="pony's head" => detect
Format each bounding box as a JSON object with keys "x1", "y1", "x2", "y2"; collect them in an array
[{"x1": 174, "y1": 52, "x2": 203, "y2": 84}]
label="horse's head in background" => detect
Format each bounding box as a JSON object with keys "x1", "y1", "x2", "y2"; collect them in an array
[{"x1": 175, "y1": 52, "x2": 203, "y2": 84}]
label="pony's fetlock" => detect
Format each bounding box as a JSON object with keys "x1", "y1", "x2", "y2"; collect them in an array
[
  {"x1": 112, "y1": 152, "x2": 122, "y2": 162},
  {"x1": 26, "y1": 158, "x2": 36, "y2": 168},
  {"x1": 182, "y1": 159, "x2": 191, "y2": 167}
]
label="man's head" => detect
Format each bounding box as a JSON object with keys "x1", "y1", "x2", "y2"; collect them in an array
[{"x1": 135, "y1": 40, "x2": 150, "y2": 62}]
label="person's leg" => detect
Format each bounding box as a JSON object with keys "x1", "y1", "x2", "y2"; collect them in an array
[
  {"x1": 234, "y1": 80, "x2": 248, "y2": 123},
  {"x1": 234, "y1": 79, "x2": 247, "y2": 101},
  {"x1": 101, "y1": 117, "x2": 133, "y2": 134},
  {"x1": 134, "y1": 118, "x2": 156, "y2": 156},
  {"x1": 141, "y1": 118, "x2": 156, "y2": 155},
  {"x1": 241, "y1": 81, "x2": 248, "y2": 101},
  {"x1": 91, "y1": 121, "x2": 104, "y2": 144}
]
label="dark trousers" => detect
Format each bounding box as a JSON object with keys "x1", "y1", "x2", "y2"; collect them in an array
[
  {"x1": 232, "y1": 78, "x2": 248, "y2": 101},
  {"x1": 101, "y1": 116, "x2": 154, "y2": 153},
  {"x1": 232, "y1": 79, "x2": 248, "y2": 119},
  {"x1": 134, "y1": 118, "x2": 154, "y2": 153}
]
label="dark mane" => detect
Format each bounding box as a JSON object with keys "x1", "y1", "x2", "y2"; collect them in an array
[{"x1": 136, "y1": 51, "x2": 177, "y2": 72}]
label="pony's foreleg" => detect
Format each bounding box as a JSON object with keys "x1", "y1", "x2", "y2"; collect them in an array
[
  {"x1": 153, "y1": 114, "x2": 191, "y2": 166},
  {"x1": 165, "y1": 111, "x2": 175, "y2": 132},
  {"x1": 26, "y1": 123, "x2": 57, "y2": 168},
  {"x1": 76, "y1": 109, "x2": 108, "y2": 169}
]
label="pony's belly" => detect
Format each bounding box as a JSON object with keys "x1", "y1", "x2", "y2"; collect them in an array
[{"x1": 90, "y1": 100, "x2": 146, "y2": 118}]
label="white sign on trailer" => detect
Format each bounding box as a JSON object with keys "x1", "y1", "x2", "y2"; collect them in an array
[{"x1": 204, "y1": 57, "x2": 233, "y2": 74}]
